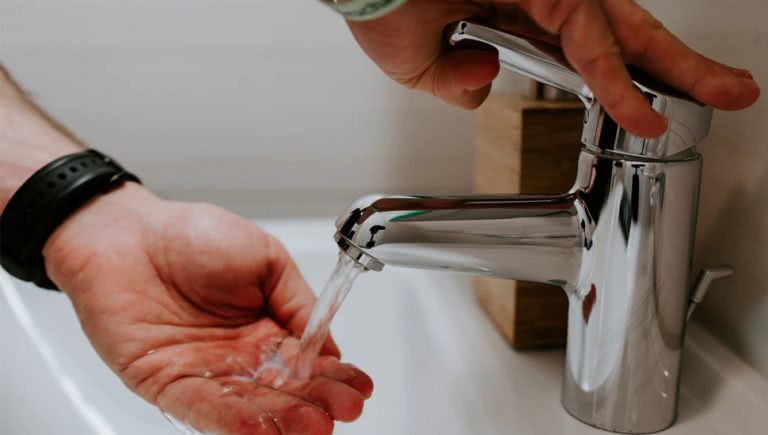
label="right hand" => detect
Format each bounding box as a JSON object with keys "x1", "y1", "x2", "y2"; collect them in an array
[
  {"x1": 43, "y1": 183, "x2": 373, "y2": 435},
  {"x1": 346, "y1": 0, "x2": 761, "y2": 137}
]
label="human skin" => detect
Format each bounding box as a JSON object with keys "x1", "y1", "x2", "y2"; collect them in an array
[
  {"x1": 0, "y1": 1, "x2": 761, "y2": 434},
  {"x1": 346, "y1": 0, "x2": 760, "y2": 137},
  {"x1": 0, "y1": 67, "x2": 372, "y2": 435}
]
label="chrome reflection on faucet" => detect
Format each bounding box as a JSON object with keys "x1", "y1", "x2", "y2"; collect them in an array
[{"x1": 335, "y1": 21, "x2": 732, "y2": 434}]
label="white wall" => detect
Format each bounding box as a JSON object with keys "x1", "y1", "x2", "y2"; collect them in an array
[
  {"x1": 634, "y1": 0, "x2": 768, "y2": 377},
  {"x1": 0, "y1": 0, "x2": 524, "y2": 217},
  {"x1": 2, "y1": 1, "x2": 766, "y2": 376}
]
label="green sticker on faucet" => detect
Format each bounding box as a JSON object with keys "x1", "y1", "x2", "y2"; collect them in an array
[{"x1": 389, "y1": 210, "x2": 428, "y2": 222}]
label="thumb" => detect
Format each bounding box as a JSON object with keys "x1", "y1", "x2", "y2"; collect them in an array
[{"x1": 423, "y1": 49, "x2": 500, "y2": 109}]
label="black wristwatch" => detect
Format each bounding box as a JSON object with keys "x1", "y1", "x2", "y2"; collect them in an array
[{"x1": 0, "y1": 149, "x2": 140, "y2": 290}]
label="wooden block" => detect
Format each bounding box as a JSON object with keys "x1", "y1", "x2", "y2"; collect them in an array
[{"x1": 473, "y1": 94, "x2": 582, "y2": 349}]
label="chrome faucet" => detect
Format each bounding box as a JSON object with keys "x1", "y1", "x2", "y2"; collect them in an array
[{"x1": 335, "y1": 21, "x2": 733, "y2": 434}]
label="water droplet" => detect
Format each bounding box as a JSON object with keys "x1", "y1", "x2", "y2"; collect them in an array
[
  {"x1": 162, "y1": 412, "x2": 206, "y2": 435},
  {"x1": 233, "y1": 375, "x2": 253, "y2": 383},
  {"x1": 203, "y1": 370, "x2": 213, "y2": 378}
]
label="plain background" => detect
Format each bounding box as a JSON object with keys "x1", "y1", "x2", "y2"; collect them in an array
[{"x1": 1, "y1": 0, "x2": 766, "y2": 376}]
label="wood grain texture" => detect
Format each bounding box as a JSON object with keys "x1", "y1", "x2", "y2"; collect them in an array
[{"x1": 473, "y1": 94, "x2": 582, "y2": 349}]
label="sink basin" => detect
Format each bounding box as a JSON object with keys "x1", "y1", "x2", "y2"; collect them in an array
[{"x1": 2, "y1": 219, "x2": 766, "y2": 434}]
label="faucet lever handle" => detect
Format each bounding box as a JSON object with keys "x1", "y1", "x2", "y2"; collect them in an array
[
  {"x1": 449, "y1": 20, "x2": 714, "y2": 159},
  {"x1": 449, "y1": 21, "x2": 593, "y2": 106},
  {"x1": 687, "y1": 266, "x2": 734, "y2": 321}
]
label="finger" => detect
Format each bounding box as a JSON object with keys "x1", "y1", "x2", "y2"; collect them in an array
[
  {"x1": 157, "y1": 376, "x2": 334, "y2": 435},
  {"x1": 708, "y1": 59, "x2": 753, "y2": 80},
  {"x1": 121, "y1": 329, "x2": 291, "y2": 400},
  {"x1": 600, "y1": 0, "x2": 760, "y2": 110},
  {"x1": 487, "y1": 3, "x2": 560, "y2": 45},
  {"x1": 288, "y1": 376, "x2": 366, "y2": 422},
  {"x1": 263, "y1": 236, "x2": 342, "y2": 358},
  {"x1": 518, "y1": 0, "x2": 667, "y2": 137},
  {"x1": 313, "y1": 357, "x2": 374, "y2": 398},
  {"x1": 419, "y1": 49, "x2": 500, "y2": 109}
]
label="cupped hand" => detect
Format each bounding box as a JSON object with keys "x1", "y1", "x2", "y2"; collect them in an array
[
  {"x1": 347, "y1": 0, "x2": 760, "y2": 137},
  {"x1": 43, "y1": 183, "x2": 372, "y2": 435}
]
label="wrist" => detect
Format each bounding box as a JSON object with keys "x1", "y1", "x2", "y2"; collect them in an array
[
  {"x1": 0, "y1": 143, "x2": 81, "y2": 213},
  {"x1": 42, "y1": 182, "x2": 162, "y2": 295}
]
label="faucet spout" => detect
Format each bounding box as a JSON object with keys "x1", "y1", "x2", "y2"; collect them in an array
[{"x1": 335, "y1": 193, "x2": 586, "y2": 290}]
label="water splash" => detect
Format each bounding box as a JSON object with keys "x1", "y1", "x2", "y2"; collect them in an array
[
  {"x1": 162, "y1": 253, "x2": 364, "y2": 434},
  {"x1": 247, "y1": 347, "x2": 292, "y2": 388},
  {"x1": 196, "y1": 252, "x2": 363, "y2": 388}
]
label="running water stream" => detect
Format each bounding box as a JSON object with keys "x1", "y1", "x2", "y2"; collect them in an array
[
  {"x1": 236, "y1": 252, "x2": 366, "y2": 386},
  {"x1": 293, "y1": 253, "x2": 365, "y2": 380}
]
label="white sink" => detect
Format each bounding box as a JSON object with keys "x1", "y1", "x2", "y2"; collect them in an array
[{"x1": 2, "y1": 219, "x2": 767, "y2": 435}]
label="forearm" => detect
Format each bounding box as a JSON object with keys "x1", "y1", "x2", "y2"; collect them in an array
[
  {"x1": 0, "y1": 66, "x2": 83, "y2": 213},
  {"x1": 0, "y1": 66, "x2": 158, "y2": 293}
]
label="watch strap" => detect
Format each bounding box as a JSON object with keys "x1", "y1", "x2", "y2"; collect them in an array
[{"x1": 0, "y1": 149, "x2": 140, "y2": 290}]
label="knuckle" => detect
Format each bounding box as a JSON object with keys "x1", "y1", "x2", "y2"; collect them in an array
[
  {"x1": 575, "y1": 47, "x2": 622, "y2": 79},
  {"x1": 634, "y1": 6, "x2": 664, "y2": 30},
  {"x1": 523, "y1": 0, "x2": 585, "y2": 34}
]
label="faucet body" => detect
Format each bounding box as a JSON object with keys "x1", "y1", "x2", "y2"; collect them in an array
[
  {"x1": 336, "y1": 148, "x2": 702, "y2": 433},
  {"x1": 335, "y1": 21, "x2": 728, "y2": 434}
]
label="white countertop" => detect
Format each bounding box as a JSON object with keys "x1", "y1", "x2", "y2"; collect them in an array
[{"x1": 2, "y1": 218, "x2": 767, "y2": 435}]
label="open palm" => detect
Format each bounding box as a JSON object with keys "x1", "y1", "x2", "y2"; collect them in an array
[{"x1": 43, "y1": 184, "x2": 372, "y2": 435}]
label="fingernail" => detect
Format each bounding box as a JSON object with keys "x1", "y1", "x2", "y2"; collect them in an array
[
  {"x1": 734, "y1": 75, "x2": 761, "y2": 95},
  {"x1": 730, "y1": 67, "x2": 754, "y2": 80}
]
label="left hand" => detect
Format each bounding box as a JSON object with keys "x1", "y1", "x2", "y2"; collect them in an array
[{"x1": 346, "y1": 0, "x2": 760, "y2": 138}]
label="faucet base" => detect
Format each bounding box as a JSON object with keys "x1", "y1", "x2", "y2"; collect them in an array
[{"x1": 561, "y1": 396, "x2": 677, "y2": 434}]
